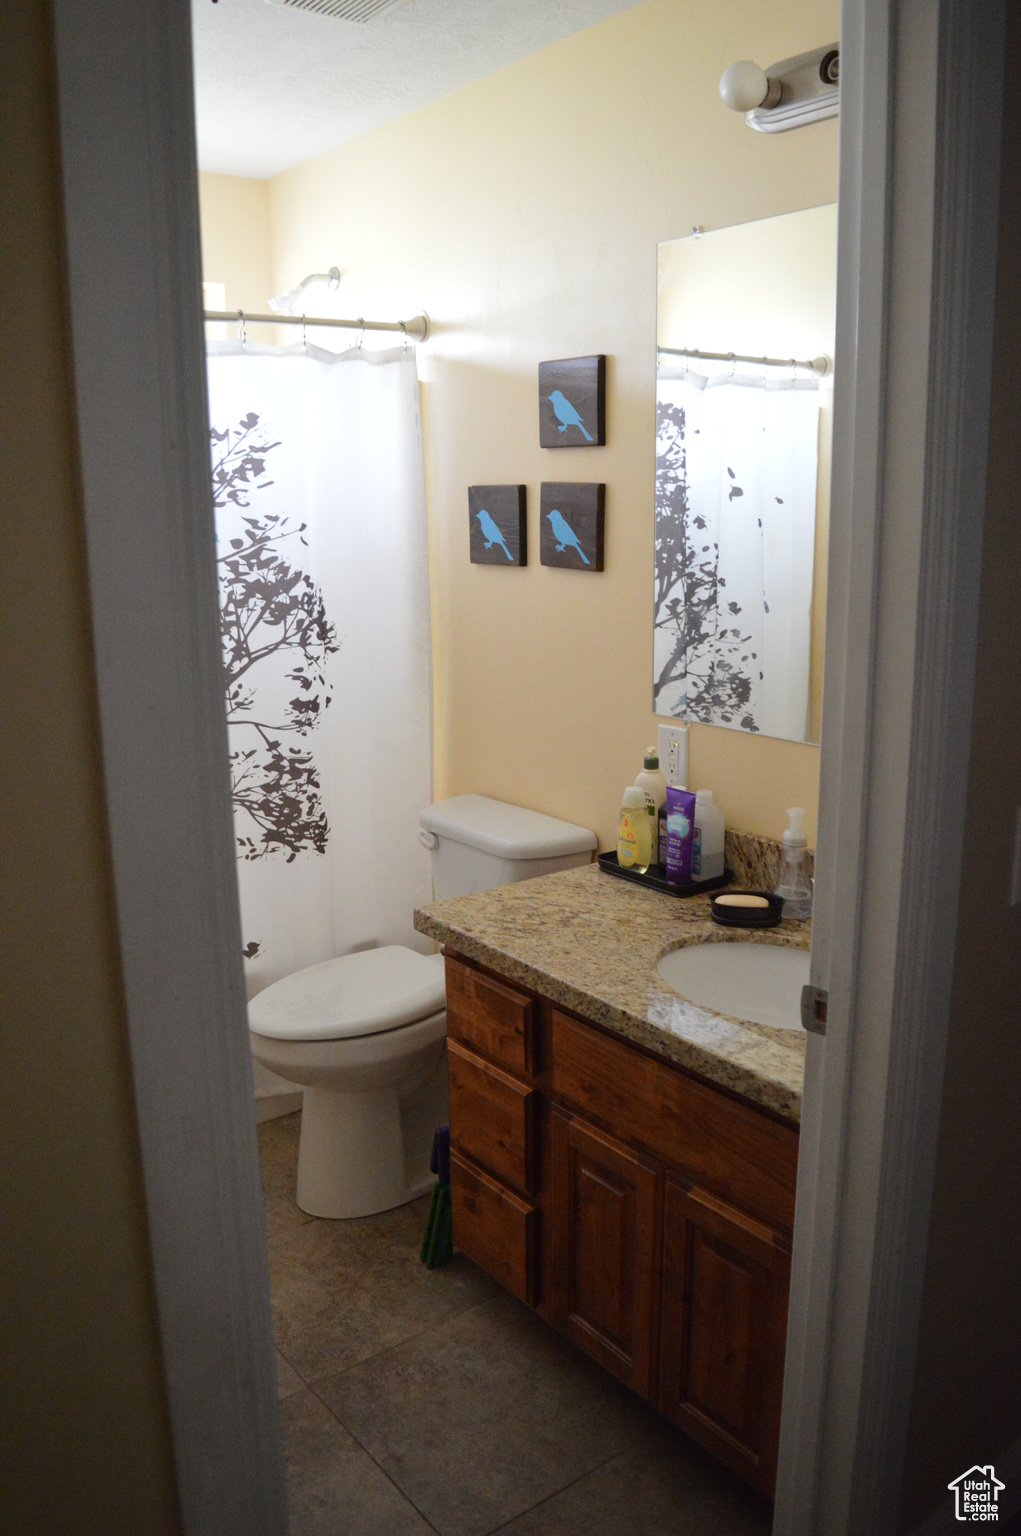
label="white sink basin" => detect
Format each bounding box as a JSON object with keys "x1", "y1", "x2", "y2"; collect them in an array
[{"x1": 656, "y1": 942, "x2": 809, "y2": 1031}]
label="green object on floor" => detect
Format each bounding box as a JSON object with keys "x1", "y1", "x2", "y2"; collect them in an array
[
  {"x1": 420, "y1": 1180, "x2": 453, "y2": 1268},
  {"x1": 420, "y1": 1125, "x2": 454, "y2": 1268}
]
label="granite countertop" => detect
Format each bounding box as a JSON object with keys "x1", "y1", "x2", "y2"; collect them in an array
[{"x1": 413, "y1": 860, "x2": 809, "y2": 1124}]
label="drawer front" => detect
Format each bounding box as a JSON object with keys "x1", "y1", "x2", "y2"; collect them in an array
[
  {"x1": 445, "y1": 955, "x2": 536, "y2": 1077},
  {"x1": 550, "y1": 1010, "x2": 798, "y2": 1234},
  {"x1": 448, "y1": 1037, "x2": 537, "y2": 1194},
  {"x1": 450, "y1": 1150, "x2": 537, "y2": 1305}
]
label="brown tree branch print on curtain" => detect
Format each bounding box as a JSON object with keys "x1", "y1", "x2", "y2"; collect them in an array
[
  {"x1": 211, "y1": 413, "x2": 339, "y2": 861},
  {"x1": 653, "y1": 396, "x2": 758, "y2": 731}
]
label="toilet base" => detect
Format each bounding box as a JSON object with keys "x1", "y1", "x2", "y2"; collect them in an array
[{"x1": 297, "y1": 1086, "x2": 415, "y2": 1219}]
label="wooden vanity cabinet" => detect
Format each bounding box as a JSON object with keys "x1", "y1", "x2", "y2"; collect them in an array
[{"x1": 443, "y1": 951, "x2": 798, "y2": 1498}]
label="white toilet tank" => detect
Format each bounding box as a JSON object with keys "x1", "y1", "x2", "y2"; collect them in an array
[{"x1": 419, "y1": 795, "x2": 597, "y2": 901}]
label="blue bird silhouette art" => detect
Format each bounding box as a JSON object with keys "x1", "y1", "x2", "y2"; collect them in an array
[
  {"x1": 475, "y1": 509, "x2": 513, "y2": 561},
  {"x1": 547, "y1": 390, "x2": 593, "y2": 442},
  {"x1": 546, "y1": 509, "x2": 590, "y2": 564}
]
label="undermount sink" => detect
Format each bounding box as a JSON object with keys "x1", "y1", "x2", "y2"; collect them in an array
[{"x1": 656, "y1": 942, "x2": 810, "y2": 1031}]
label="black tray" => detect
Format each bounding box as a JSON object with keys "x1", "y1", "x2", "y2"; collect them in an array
[{"x1": 597, "y1": 851, "x2": 733, "y2": 899}]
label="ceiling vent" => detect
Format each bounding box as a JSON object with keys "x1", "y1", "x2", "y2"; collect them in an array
[{"x1": 265, "y1": 0, "x2": 410, "y2": 22}]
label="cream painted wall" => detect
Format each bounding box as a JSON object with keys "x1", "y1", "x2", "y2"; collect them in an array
[
  {"x1": 202, "y1": 0, "x2": 839, "y2": 847},
  {"x1": 1, "y1": 3, "x2": 180, "y2": 1529},
  {"x1": 197, "y1": 171, "x2": 273, "y2": 317}
]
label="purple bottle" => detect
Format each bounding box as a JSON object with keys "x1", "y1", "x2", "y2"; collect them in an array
[{"x1": 665, "y1": 786, "x2": 697, "y2": 885}]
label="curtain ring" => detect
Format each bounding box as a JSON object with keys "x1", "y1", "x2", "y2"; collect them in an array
[
  {"x1": 356, "y1": 318, "x2": 365, "y2": 352},
  {"x1": 301, "y1": 312, "x2": 307, "y2": 350},
  {"x1": 399, "y1": 319, "x2": 408, "y2": 353},
  {"x1": 236, "y1": 308, "x2": 246, "y2": 347}
]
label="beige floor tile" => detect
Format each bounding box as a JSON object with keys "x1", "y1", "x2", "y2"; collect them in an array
[
  {"x1": 258, "y1": 1112, "x2": 316, "y2": 1238},
  {"x1": 315, "y1": 1292, "x2": 656, "y2": 1536},
  {"x1": 268, "y1": 1186, "x2": 499, "y2": 1384},
  {"x1": 496, "y1": 1420, "x2": 772, "y2": 1536},
  {"x1": 281, "y1": 1389, "x2": 434, "y2": 1536},
  {"x1": 276, "y1": 1349, "x2": 305, "y2": 1399}
]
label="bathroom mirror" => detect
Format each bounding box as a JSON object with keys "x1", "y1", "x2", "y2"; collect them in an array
[{"x1": 653, "y1": 204, "x2": 837, "y2": 744}]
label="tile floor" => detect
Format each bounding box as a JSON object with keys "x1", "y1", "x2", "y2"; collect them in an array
[{"x1": 260, "y1": 1112, "x2": 773, "y2": 1536}]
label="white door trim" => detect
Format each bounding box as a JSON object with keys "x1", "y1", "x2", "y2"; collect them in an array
[
  {"x1": 50, "y1": 1, "x2": 287, "y2": 1531},
  {"x1": 47, "y1": 0, "x2": 1006, "y2": 1529},
  {"x1": 776, "y1": 2, "x2": 1005, "y2": 1531}
]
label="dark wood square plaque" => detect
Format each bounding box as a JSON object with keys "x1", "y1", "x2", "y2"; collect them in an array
[
  {"x1": 468, "y1": 485, "x2": 527, "y2": 566},
  {"x1": 540, "y1": 482, "x2": 605, "y2": 570},
  {"x1": 539, "y1": 355, "x2": 606, "y2": 447}
]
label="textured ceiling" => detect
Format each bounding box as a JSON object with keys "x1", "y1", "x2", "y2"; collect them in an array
[{"x1": 193, "y1": 0, "x2": 647, "y2": 179}]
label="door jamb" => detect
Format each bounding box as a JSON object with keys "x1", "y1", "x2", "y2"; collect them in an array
[
  {"x1": 50, "y1": 1, "x2": 287, "y2": 1530},
  {"x1": 776, "y1": 2, "x2": 1005, "y2": 1530}
]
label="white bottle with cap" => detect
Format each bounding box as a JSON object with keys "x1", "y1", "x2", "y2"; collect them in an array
[
  {"x1": 774, "y1": 807, "x2": 813, "y2": 919},
  {"x1": 691, "y1": 789, "x2": 726, "y2": 881},
  {"x1": 634, "y1": 748, "x2": 668, "y2": 866}
]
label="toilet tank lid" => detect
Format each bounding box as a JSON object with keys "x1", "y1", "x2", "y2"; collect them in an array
[
  {"x1": 248, "y1": 947, "x2": 446, "y2": 1041},
  {"x1": 419, "y1": 795, "x2": 597, "y2": 860}
]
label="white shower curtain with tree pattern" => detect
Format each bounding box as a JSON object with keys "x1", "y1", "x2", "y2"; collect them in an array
[
  {"x1": 206, "y1": 339, "x2": 433, "y2": 1004},
  {"x1": 654, "y1": 368, "x2": 819, "y2": 741}
]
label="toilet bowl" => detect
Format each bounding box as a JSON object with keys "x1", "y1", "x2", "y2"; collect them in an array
[
  {"x1": 249, "y1": 946, "x2": 448, "y2": 1219},
  {"x1": 250, "y1": 795, "x2": 597, "y2": 1221}
]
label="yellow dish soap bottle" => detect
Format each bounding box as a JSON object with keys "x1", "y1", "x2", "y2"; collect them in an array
[{"x1": 618, "y1": 785, "x2": 652, "y2": 873}]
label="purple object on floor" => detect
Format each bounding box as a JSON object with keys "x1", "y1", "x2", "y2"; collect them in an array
[{"x1": 430, "y1": 1125, "x2": 450, "y2": 1186}]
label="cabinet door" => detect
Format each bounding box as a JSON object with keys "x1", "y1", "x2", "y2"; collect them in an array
[
  {"x1": 550, "y1": 1107, "x2": 660, "y2": 1398},
  {"x1": 659, "y1": 1177, "x2": 790, "y2": 1496}
]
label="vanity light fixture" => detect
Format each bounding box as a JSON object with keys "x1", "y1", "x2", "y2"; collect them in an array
[{"x1": 719, "y1": 45, "x2": 838, "y2": 133}]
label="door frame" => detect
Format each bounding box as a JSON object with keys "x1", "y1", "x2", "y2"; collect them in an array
[
  {"x1": 776, "y1": 2, "x2": 1005, "y2": 1531},
  {"x1": 47, "y1": 0, "x2": 1006, "y2": 1532},
  {"x1": 50, "y1": 1, "x2": 287, "y2": 1531}
]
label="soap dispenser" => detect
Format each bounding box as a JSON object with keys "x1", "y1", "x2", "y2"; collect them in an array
[{"x1": 775, "y1": 807, "x2": 813, "y2": 920}]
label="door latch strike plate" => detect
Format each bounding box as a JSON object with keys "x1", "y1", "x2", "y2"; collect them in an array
[{"x1": 801, "y1": 984, "x2": 828, "y2": 1036}]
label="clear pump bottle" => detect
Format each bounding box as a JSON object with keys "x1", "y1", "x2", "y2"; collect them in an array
[{"x1": 774, "y1": 807, "x2": 813, "y2": 920}]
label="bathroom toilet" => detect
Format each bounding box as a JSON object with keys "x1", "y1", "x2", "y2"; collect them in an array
[{"x1": 248, "y1": 795, "x2": 596, "y2": 1219}]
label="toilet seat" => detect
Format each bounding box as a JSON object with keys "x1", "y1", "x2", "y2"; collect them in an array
[{"x1": 248, "y1": 946, "x2": 446, "y2": 1042}]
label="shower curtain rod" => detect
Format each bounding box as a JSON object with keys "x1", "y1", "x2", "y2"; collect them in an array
[
  {"x1": 204, "y1": 308, "x2": 430, "y2": 342},
  {"x1": 658, "y1": 344, "x2": 830, "y2": 376}
]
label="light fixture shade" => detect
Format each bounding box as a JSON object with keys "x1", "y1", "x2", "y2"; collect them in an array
[{"x1": 719, "y1": 60, "x2": 770, "y2": 112}]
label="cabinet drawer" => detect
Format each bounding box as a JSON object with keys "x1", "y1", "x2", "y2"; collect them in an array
[
  {"x1": 450, "y1": 1150, "x2": 537, "y2": 1306},
  {"x1": 445, "y1": 955, "x2": 536, "y2": 1077},
  {"x1": 551, "y1": 1010, "x2": 798, "y2": 1234},
  {"x1": 448, "y1": 1037, "x2": 537, "y2": 1194}
]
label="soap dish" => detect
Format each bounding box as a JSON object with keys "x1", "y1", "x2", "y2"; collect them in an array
[{"x1": 710, "y1": 890, "x2": 784, "y2": 928}]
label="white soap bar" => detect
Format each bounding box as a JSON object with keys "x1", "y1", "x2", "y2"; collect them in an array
[{"x1": 714, "y1": 893, "x2": 770, "y2": 908}]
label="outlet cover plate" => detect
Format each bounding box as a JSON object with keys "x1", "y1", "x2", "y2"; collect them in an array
[{"x1": 659, "y1": 723, "x2": 689, "y2": 788}]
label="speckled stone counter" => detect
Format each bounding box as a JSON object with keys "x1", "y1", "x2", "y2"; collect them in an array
[{"x1": 414, "y1": 860, "x2": 809, "y2": 1124}]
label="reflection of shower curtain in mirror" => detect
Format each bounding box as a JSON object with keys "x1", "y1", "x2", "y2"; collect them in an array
[
  {"x1": 206, "y1": 340, "x2": 433, "y2": 998},
  {"x1": 654, "y1": 371, "x2": 819, "y2": 741}
]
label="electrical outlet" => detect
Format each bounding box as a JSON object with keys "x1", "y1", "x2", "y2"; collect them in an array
[{"x1": 658, "y1": 724, "x2": 689, "y2": 788}]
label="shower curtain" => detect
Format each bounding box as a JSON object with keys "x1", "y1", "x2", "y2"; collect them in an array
[
  {"x1": 206, "y1": 339, "x2": 433, "y2": 999},
  {"x1": 654, "y1": 368, "x2": 819, "y2": 741}
]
